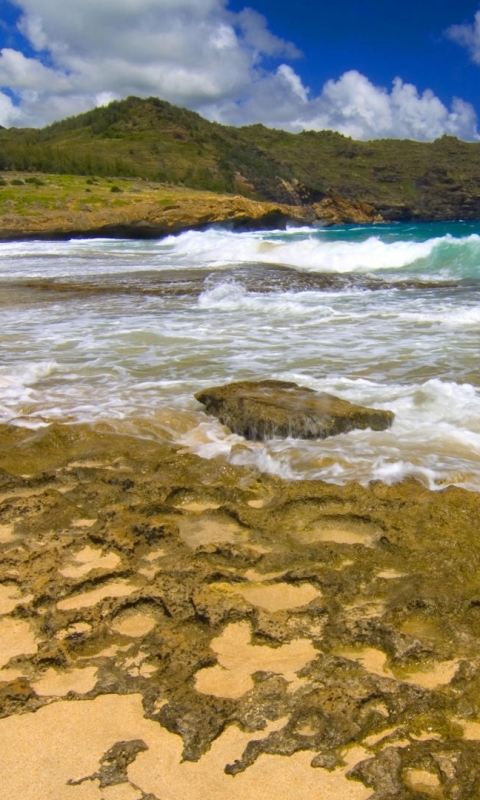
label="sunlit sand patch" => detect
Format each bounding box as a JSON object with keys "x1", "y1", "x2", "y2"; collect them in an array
[
  {"x1": 59, "y1": 546, "x2": 121, "y2": 579},
  {"x1": 32, "y1": 666, "x2": 98, "y2": 697},
  {"x1": 0, "y1": 693, "x2": 370, "y2": 800},
  {"x1": 127, "y1": 659, "x2": 157, "y2": 678},
  {"x1": 0, "y1": 668, "x2": 26, "y2": 683},
  {"x1": 138, "y1": 549, "x2": 166, "y2": 579},
  {"x1": 247, "y1": 497, "x2": 272, "y2": 508},
  {"x1": 174, "y1": 501, "x2": 221, "y2": 511},
  {"x1": 410, "y1": 730, "x2": 442, "y2": 741},
  {"x1": 0, "y1": 523, "x2": 15, "y2": 543},
  {"x1": 0, "y1": 583, "x2": 33, "y2": 615},
  {"x1": 335, "y1": 647, "x2": 393, "y2": 679},
  {"x1": 130, "y1": 727, "x2": 372, "y2": 800},
  {"x1": 292, "y1": 520, "x2": 380, "y2": 547},
  {"x1": 404, "y1": 768, "x2": 442, "y2": 797},
  {"x1": 143, "y1": 549, "x2": 166, "y2": 562},
  {"x1": 400, "y1": 659, "x2": 459, "y2": 689},
  {"x1": 112, "y1": 613, "x2": 156, "y2": 638},
  {"x1": 69, "y1": 461, "x2": 113, "y2": 469},
  {"x1": 57, "y1": 579, "x2": 137, "y2": 611},
  {"x1": 56, "y1": 621, "x2": 92, "y2": 640},
  {"x1": 0, "y1": 616, "x2": 38, "y2": 668},
  {"x1": 244, "y1": 569, "x2": 285, "y2": 582},
  {"x1": 363, "y1": 725, "x2": 403, "y2": 747},
  {"x1": 176, "y1": 514, "x2": 250, "y2": 548},
  {"x1": 212, "y1": 581, "x2": 321, "y2": 613},
  {"x1": 137, "y1": 566, "x2": 159, "y2": 580},
  {"x1": 376, "y1": 569, "x2": 405, "y2": 579},
  {"x1": 246, "y1": 543, "x2": 271, "y2": 554},
  {"x1": 0, "y1": 487, "x2": 55, "y2": 503},
  {"x1": 457, "y1": 719, "x2": 480, "y2": 739},
  {"x1": 71, "y1": 518, "x2": 98, "y2": 529},
  {"x1": 90, "y1": 645, "x2": 122, "y2": 658},
  {"x1": 195, "y1": 620, "x2": 318, "y2": 698}
]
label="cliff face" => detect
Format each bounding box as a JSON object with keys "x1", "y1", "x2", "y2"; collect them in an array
[{"x1": 0, "y1": 175, "x2": 382, "y2": 241}]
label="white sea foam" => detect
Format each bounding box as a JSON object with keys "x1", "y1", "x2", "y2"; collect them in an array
[
  {"x1": 164, "y1": 228, "x2": 438, "y2": 273},
  {"x1": 179, "y1": 375, "x2": 480, "y2": 490},
  {"x1": 2, "y1": 224, "x2": 480, "y2": 490},
  {"x1": 1, "y1": 228, "x2": 480, "y2": 281},
  {"x1": 162, "y1": 228, "x2": 480, "y2": 276},
  {"x1": 197, "y1": 281, "x2": 334, "y2": 317}
]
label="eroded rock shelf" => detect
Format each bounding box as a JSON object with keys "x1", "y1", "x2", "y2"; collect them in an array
[{"x1": 2, "y1": 421, "x2": 480, "y2": 799}]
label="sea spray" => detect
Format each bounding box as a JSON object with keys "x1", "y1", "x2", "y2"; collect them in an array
[{"x1": 1, "y1": 222, "x2": 480, "y2": 488}]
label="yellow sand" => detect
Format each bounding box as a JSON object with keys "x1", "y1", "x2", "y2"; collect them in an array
[
  {"x1": 176, "y1": 514, "x2": 249, "y2": 548},
  {"x1": 212, "y1": 581, "x2": 320, "y2": 612},
  {"x1": 404, "y1": 769, "x2": 442, "y2": 797},
  {"x1": 0, "y1": 616, "x2": 38, "y2": 668},
  {"x1": 57, "y1": 579, "x2": 136, "y2": 611},
  {"x1": 112, "y1": 614, "x2": 156, "y2": 638},
  {"x1": 401, "y1": 660, "x2": 459, "y2": 689},
  {"x1": 335, "y1": 646, "x2": 393, "y2": 679},
  {"x1": 32, "y1": 666, "x2": 98, "y2": 697},
  {"x1": 0, "y1": 583, "x2": 33, "y2": 615},
  {"x1": 195, "y1": 621, "x2": 317, "y2": 698},
  {"x1": 0, "y1": 523, "x2": 15, "y2": 543},
  {"x1": 0, "y1": 693, "x2": 370, "y2": 800},
  {"x1": 59, "y1": 546, "x2": 121, "y2": 579}
]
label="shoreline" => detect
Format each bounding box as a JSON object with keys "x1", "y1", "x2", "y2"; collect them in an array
[
  {"x1": 2, "y1": 418, "x2": 480, "y2": 797},
  {"x1": 0, "y1": 172, "x2": 383, "y2": 243}
]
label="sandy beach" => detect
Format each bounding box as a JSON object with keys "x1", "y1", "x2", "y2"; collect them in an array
[{"x1": 2, "y1": 420, "x2": 480, "y2": 798}]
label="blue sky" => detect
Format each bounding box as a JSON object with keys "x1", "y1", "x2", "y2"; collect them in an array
[{"x1": 1, "y1": 0, "x2": 480, "y2": 140}]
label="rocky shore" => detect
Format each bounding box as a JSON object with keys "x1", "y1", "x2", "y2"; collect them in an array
[
  {"x1": 0, "y1": 173, "x2": 382, "y2": 241},
  {"x1": 2, "y1": 418, "x2": 480, "y2": 798}
]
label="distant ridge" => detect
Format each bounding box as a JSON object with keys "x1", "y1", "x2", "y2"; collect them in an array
[{"x1": 2, "y1": 95, "x2": 480, "y2": 221}]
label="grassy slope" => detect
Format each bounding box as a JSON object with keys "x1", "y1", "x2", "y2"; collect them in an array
[
  {"x1": 2, "y1": 95, "x2": 480, "y2": 219},
  {"x1": 0, "y1": 171, "x2": 314, "y2": 239}
]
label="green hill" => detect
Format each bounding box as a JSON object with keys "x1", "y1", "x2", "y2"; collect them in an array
[{"x1": 2, "y1": 95, "x2": 480, "y2": 220}]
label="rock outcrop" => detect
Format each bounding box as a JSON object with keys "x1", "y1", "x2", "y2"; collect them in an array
[
  {"x1": 2, "y1": 420, "x2": 480, "y2": 798},
  {"x1": 0, "y1": 176, "x2": 384, "y2": 242},
  {"x1": 195, "y1": 380, "x2": 394, "y2": 440}
]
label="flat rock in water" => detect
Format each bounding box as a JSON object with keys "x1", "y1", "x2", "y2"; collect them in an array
[{"x1": 195, "y1": 380, "x2": 394, "y2": 441}]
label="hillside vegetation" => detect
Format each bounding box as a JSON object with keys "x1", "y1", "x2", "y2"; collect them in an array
[{"x1": 2, "y1": 95, "x2": 480, "y2": 220}]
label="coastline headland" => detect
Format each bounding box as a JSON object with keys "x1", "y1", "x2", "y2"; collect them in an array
[{"x1": 0, "y1": 172, "x2": 381, "y2": 242}]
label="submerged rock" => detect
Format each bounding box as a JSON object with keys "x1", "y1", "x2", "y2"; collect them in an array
[{"x1": 195, "y1": 380, "x2": 394, "y2": 441}]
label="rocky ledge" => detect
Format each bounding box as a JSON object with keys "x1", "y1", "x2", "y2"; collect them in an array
[
  {"x1": 2, "y1": 420, "x2": 480, "y2": 799},
  {"x1": 0, "y1": 174, "x2": 382, "y2": 241},
  {"x1": 195, "y1": 380, "x2": 394, "y2": 440}
]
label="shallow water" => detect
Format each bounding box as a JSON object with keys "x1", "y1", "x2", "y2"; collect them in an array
[{"x1": 2, "y1": 220, "x2": 480, "y2": 489}]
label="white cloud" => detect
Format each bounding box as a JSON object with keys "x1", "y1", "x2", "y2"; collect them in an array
[
  {"x1": 0, "y1": 0, "x2": 478, "y2": 141},
  {"x1": 206, "y1": 68, "x2": 479, "y2": 141},
  {"x1": 446, "y1": 10, "x2": 480, "y2": 64}
]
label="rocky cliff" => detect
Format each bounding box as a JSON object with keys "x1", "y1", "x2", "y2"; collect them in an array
[{"x1": 0, "y1": 174, "x2": 382, "y2": 241}]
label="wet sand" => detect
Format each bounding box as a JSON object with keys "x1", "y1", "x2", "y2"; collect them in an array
[{"x1": 2, "y1": 420, "x2": 480, "y2": 798}]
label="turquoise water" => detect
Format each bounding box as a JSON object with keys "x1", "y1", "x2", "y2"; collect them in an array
[{"x1": 1, "y1": 221, "x2": 480, "y2": 488}]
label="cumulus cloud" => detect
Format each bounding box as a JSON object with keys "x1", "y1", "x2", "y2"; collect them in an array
[
  {"x1": 0, "y1": 0, "x2": 478, "y2": 141},
  {"x1": 206, "y1": 69, "x2": 479, "y2": 141},
  {"x1": 446, "y1": 10, "x2": 480, "y2": 64}
]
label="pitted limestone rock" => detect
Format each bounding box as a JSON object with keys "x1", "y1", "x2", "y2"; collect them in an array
[{"x1": 195, "y1": 380, "x2": 394, "y2": 441}]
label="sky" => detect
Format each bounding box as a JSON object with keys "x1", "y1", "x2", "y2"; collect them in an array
[{"x1": 1, "y1": 0, "x2": 480, "y2": 140}]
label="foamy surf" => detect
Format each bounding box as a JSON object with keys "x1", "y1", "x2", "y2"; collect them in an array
[{"x1": 1, "y1": 220, "x2": 480, "y2": 489}]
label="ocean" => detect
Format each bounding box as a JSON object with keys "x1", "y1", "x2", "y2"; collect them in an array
[{"x1": 1, "y1": 220, "x2": 480, "y2": 490}]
